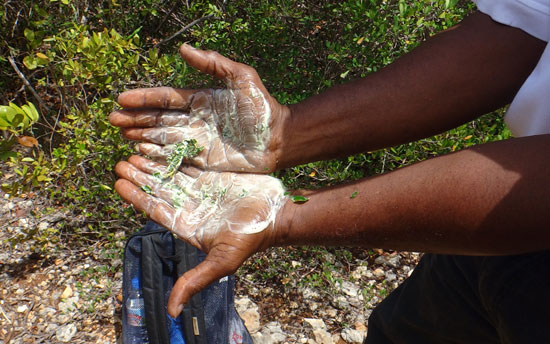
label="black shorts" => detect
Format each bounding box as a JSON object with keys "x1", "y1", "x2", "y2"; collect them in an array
[{"x1": 365, "y1": 252, "x2": 550, "y2": 344}]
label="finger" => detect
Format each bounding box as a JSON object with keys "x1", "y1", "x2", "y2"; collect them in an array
[
  {"x1": 167, "y1": 255, "x2": 238, "y2": 317},
  {"x1": 128, "y1": 155, "x2": 202, "y2": 187},
  {"x1": 137, "y1": 142, "x2": 170, "y2": 159},
  {"x1": 179, "y1": 44, "x2": 254, "y2": 81},
  {"x1": 114, "y1": 178, "x2": 176, "y2": 229},
  {"x1": 115, "y1": 160, "x2": 175, "y2": 203},
  {"x1": 121, "y1": 126, "x2": 209, "y2": 146},
  {"x1": 109, "y1": 109, "x2": 190, "y2": 128},
  {"x1": 117, "y1": 87, "x2": 199, "y2": 109}
]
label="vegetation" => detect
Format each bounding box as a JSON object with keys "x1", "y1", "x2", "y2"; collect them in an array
[{"x1": 1, "y1": 0, "x2": 509, "y2": 297}]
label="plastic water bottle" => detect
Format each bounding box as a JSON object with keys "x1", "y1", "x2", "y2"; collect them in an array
[{"x1": 126, "y1": 276, "x2": 149, "y2": 343}]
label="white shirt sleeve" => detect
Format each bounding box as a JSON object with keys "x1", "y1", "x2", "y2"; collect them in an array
[
  {"x1": 472, "y1": 0, "x2": 550, "y2": 137},
  {"x1": 472, "y1": 0, "x2": 550, "y2": 42}
]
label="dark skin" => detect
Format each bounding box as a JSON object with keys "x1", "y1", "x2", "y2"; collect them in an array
[{"x1": 111, "y1": 11, "x2": 548, "y2": 317}]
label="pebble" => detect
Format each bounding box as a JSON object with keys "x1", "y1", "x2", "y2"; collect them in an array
[
  {"x1": 16, "y1": 304, "x2": 28, "y2": 313},
  {"x1": 235, "y1": 297, "x2": 260, "y2": 333},
  {"x1": 61, "y1": 286, "x2": 73, "y2": 299},
  {"x1": 340, "y1": 281, "x2": 359, "y2": 297},
  {"x1": 385, "y1": 272, "x2": 397, "y2": 282},
  {"x1": 56, "y1": 323, "x2": 77, "y2": 342},
  {"x1": 373, "y1": 268, "x2": 385, "y2": 278},
  {"x1": 341, "y1": 328, "x2": 365, "y2": 343}
]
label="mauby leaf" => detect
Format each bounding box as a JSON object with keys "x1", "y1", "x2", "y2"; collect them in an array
[
  {"x1": 289, "y1": 195, "x2": 309, "y2": 203},
  {"x1": 0, "y1": 105, "x2": 18, "y2": 125},
  {"x1": 24, "y1": 28, "x2": 35, "y2": 42},
  {"x1": 21, "y1": 104, "x2": 39, "y2": 124},
  {"x1": 26, "y1": 102, "x2": 40, "y2": 122},
  {"x1": 23, "y1": 55, "x2": 38, "y2": 70}
]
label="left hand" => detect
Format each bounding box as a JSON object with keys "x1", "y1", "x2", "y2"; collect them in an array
[
  {"x1": 110, "y1": 44, "x2": 290, "y2": 173},
  {"x1": 114, "y1": 155, "x2": 287, "y2": 316}
]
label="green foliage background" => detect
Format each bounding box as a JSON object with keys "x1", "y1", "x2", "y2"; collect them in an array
[{"x1": 1, "y1": 0, "x2": 509, "y2": 251}]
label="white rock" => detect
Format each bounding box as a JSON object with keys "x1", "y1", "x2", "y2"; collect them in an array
[
  {"x1": 61, "y1": 286, "x2": 73, "y2": 299},
  {"x1": 304, "y1": 319, "x2": 332, "y2": 344},
  {"x1": 17, "y1": 304, "x2": 28, "y2": 313},
  {"x1": 304, "y1": 318, "x2": 327, "y2": 330},
  {"x1": 385, "y1": 272, "x2": 397, "y2": 282},
  {"x1": 387, "y1": 255, "x2": 401, "y2": 268},
  {"x1": 18, "y1": 218, "x2": 28, "y2": 227},
  {"x1": 373, "y1": 268, "x2": 385, "y2": 278},
  {"x1": 234, "y1": 297, "x2": 260, "y2": 334},
  {"x1": 340, "y1": 281, "x2": 359, "y2": 297},
  {"x1": 252, "y1": 321, "x2": 286, "y2": 344},
  {"x1": 56, "y1": 323, "x2": 77, "y2": 342},
  {"x1": 341, "y1": 328, "x2": 365, "y2": 343},
  {"x1": 312, "y1": 328, "x2": 333, "y2": 344},
  {"x1": 374, "y1": 256, "x2": 387, "y2": 265},
  {"x1": 351, "y1": 266, "x2": 368, "y2": 280}
]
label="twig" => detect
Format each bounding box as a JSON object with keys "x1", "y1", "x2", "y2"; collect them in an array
[
  {"x1": 156, "y1": 1, "x2": 180, "y2": 33},
  {"x1": 8, "y1": 56, "x2": 50, "y2": 113},
  {"x1": 154, "y1": 14, "x2": 215, "y2": 47},
  {"x1": 0, "y1": 303, "x2": 11, "y2": 324}
]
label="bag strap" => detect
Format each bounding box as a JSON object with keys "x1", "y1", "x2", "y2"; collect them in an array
[
  {"x1": 142, "y1": 234, "x2": 171, "y2": 344},
  {"x1": 174, "y1": 238, "x2": 208, "y2": 344}
]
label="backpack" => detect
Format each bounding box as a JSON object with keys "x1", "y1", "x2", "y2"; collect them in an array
[{"x1": 122, "y1": 221, "x2": 254, "y2": 344}]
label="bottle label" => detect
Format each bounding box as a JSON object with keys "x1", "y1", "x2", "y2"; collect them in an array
[{"x1": 128, "y1": 307, "x2": 145, "y2": 327}]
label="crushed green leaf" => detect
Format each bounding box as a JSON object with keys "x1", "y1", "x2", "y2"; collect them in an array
[
  {"x1": 287, "y1": 194, "x2": 308, "y2": 203},
  {"x1": 351, "y1": 191, "x2": 358, "y2": 199},
  {"x1": 141, "y1": 185, "x2": 153, "y2": 194},
  {"x1": 164, "y1": 139, "x2": 203, "y2": 178}
]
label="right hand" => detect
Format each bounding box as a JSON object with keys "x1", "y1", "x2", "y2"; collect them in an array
[
  {"x1": 109, "y1": 44, "x2": 290, "y2": 173},
  {"x1": 114, "y1": 155, "x2": 288, "y2": 316}
]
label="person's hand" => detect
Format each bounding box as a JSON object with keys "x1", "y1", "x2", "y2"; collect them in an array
[
  {"x1": 114, "y1": 155, "x2": 287, "y2": 316},
  {"x1": 109, "y1": 44, "x2": 290, "y2": 173}
]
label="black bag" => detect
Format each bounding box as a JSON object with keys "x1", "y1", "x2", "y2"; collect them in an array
[{"x1": 122, "y1": 221, "x2": 254, "y2": 344}]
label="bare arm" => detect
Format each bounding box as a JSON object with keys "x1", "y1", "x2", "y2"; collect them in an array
[
  {"x1": 278, "y1": 11, "x2": 546, "y2": 168},
  {"x1": 275, "y1": 134, "x2": 550, "y2": 255}
]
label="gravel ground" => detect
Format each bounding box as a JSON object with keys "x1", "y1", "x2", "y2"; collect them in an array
[{"x1": 0, "y1": 185, "x2": 421, "y2": 344}]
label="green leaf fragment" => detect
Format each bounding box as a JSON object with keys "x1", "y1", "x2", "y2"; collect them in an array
[
  {"x1": 289, "y1": 195, "x2": 309, "y2": 203},
  {"x1": 351, "y1": 191, "x2": 358, "y2": 199},
  {"x1": 164, "y1": 139, "x2": 203, "y2": 178},
  {"x1": 141, "y1": 185, "x2": 153, "y2": 194}
]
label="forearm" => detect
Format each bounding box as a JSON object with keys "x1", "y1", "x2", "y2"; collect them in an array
[
  {"x1": 277, "y1": 11, "x2": 545, "y2": 169},
  {"x1": 274, "y1": 135, "x2": 550, "y2": 255}
]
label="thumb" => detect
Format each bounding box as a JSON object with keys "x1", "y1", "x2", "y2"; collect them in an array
[
  {"x1": 179, "y1": 44, "x2": 253, "y2": 81},
  {"x1": 167, "y1": 254, "x2": 237, "y2": 317}
]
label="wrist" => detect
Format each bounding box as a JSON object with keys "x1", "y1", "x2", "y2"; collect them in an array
[
  {"x1": 269, "y1": 102, "x2": 294, "y2": 171},
  {"x1": 267, "y1": 197, "x2": 294, "y2": 248}
]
